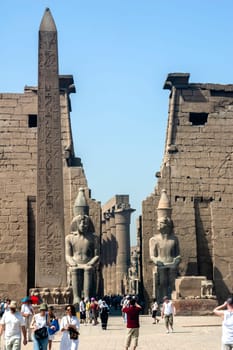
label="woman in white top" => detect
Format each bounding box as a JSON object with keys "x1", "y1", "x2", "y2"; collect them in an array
[
  {"x1": 214, "y1": 297, "x2": 233, "y2": 350},
  {"x1": 60, "y1": 304, "x2": 80, "y2": 350},
  {"x1": 30, "y1": 303, "x2": 49, "y2": 350}
]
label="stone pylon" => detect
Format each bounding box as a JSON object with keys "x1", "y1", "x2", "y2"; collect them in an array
[{"x1": 36, "y1": 8, "x2": 66, "y2": 287}]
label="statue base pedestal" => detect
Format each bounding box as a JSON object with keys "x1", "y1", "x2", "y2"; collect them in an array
[
  {"x1": 173, "y1": 298, "x2": 218, "y2": 316},
  {"x1": 29, "y1": 287, "x2": 73, "y2": 307}
]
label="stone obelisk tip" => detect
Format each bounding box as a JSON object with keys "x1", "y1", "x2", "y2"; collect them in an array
[{"x1": 39, "y1": 7, "x2": 57, "y2": 32}]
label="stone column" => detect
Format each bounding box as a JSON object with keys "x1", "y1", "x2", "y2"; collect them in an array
[
  {"x1": 105, "y1": 216, "x2": 111, "y2": 294},
  {"x1": 109, "y1": 214, "x2": 116, "y2": 294},
  {"x1": 115, "y1": 208, "x2": 135, "y2": 295},
  {"x1": 107, "y1": 214, "x2": 115, "y2": 295},
  {"x1": 101, "y1": 220, "x2": 107, "y2": 295},
  {"x1": 36, "y1": 8, "x2": 66, "y2": 287}
]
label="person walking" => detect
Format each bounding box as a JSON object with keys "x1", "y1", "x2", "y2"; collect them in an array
[
  {"x1": 30, "y1": 303, "x2": 49, "y2": 350},
  {"x1": 48, "y1": 306, "x2": 59, "y2": 350},
  {"x1": 60, "y1": 304, "x2": 80, "y2": 350},
  {"x1": 21, "y1": 296, "x2": 34, "y2": 341},
  {"x1": 213, "y1": 296, "x2": 233, "y2": 349},
  {"x1": 85, "y1": 298, "x2": 91, "y2": 324},
  {"x1": 79, "y1": 297, "x2": 86, "y2": 324},
  {"x1": 151, "y1": 298, "x2": 159, "y2": 324},
  {"x1": 0, "y1": 300, "x2": 27, "y2": 350},
  {"x1": 89, "y1": 298, "x2": 99, "y2": 325},
  {"x1": 161, "y1": 296, "x2": 176, "y2": 333},
  {"x1": 122, "y1": 298, "x2": 142, "y2": 350},
  {"x1": 122, "y1": 296, "x2": 130, "y2": 323},
  {"x1": 99, "y1": 300, "x2": 110, "y2": 330}
]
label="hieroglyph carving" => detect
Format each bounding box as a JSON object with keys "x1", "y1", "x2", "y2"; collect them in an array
[{"x1": 36, "y1": 9, "x2": 66, "y2": 287}]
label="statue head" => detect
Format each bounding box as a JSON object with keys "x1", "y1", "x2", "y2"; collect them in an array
[
  {"x1": 77, "y1": 215, "x2": 90, "y2": 233},
  {"x1": 131, "y1": 250, "x2": 138, "y2": 267},
  {"x1": 157, "y1": 216, "x2": 173, "y2": 235},
  {"x1": 42, "y1": 288, "x2": 50, "y2": 294},
  {"x1": 71, "y1": 214, "x2": 90, "y2": 234}
]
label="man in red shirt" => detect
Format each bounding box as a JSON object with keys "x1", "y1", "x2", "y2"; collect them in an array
[{"x1": 122, "y1": 298, "x2": 142, "y2": 350}]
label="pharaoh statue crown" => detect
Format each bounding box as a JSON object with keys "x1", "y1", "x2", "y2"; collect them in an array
[
  {"x1": 73, "y1": 188, "x2": 89, "y2": 216},
  {"x1": 157, "y1": 189, "x2": 172, "y2": 220}
]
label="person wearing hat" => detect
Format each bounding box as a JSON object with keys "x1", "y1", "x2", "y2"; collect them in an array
[
  {"x1": 0, "y1": 300, "x2": 27, "y2": 349},
  {"x1": 30, "y1": 303, "x2": 49, "y2": 350},
  {"x1": 21, "y1": 297, "x2": 34, "y2": 341},
  {"x1": 213, "y1": 296, "x2": 233, "y2": 349}
]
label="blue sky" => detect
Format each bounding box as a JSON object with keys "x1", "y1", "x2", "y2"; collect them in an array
[{"x1": 1, "y1": 1, "x2": 233, "y2": 244}]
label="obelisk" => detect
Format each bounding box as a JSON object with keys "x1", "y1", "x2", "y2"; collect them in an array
[{"x1": 36, "y1": 8, "x2": 66, "y2": 287}]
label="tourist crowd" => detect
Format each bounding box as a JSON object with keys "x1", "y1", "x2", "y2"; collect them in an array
[
  {"x1": 1, "y1": 294, "x2": 232, "y2": 350},
  {"x1": 0, "y1": 294, "x2": 137, "y2": 350}
]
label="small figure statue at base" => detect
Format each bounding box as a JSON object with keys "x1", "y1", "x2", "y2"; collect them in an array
[
  {"x1": 52, "y1": 288, "x2": 61, "y2": 304},
  {"x1": 62, "y1": 287, "x2": 72, "y2": 305},
  {"x1": 41, "y1": 288, "x2": 51, "y2": 304}
]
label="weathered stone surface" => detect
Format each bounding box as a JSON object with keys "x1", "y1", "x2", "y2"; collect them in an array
[
  {"x1": 0, "y1": 9, "x2": 101, "y2": 302},
  {"x1": 175, "y1": 276, "x2": 206, "y2": 298},
  {"x1": 149, "y1": 190, "x2": 181, "y2": 302},
  {"x1": 65, "y1": 188, "x2": 100, "y2": 303},
  {"x1": 36, "y1": 8, "x2": 66, "y2": 287},
  {"x1": 174, "y1": 299, "x2": 218, "y2": 316},
  {"x1": 142, "y1": 73, "x2": 233, "y2": 309}
]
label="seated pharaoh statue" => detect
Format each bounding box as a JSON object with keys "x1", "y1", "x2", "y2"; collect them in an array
[
  {"x1": 65, "y1": 188, "x2": 99, "y2": 305},
  {"x1": 149, "y1": 190, "x2": 181, "y2": 301}
]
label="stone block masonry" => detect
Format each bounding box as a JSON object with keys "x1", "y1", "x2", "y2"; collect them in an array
[
  {"x1": 142, "y1": 73, "x2": 233, "y2": 307},
  {"x1": 0, "y1": 85, "x2": 101, "y2": 303}
]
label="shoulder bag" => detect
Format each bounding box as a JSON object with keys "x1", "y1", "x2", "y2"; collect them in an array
[{"x1": 66, "y1": 317, "x2": 79, "y2": 340}]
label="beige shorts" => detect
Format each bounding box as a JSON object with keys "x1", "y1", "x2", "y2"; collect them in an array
[{"x1": 125, "y1": 327, "x2": 139, "y2": 348}]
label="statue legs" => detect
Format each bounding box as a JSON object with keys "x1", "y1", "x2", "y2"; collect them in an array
[
  {"x1": 83, "y1": 267, "x2": 94, "y2": 300},
  {"x1": 168, "y1": 267, "x2": 177, "y2": 293},
  {"x1": 71, "y1": 267, "x2": 94, "y2": 304},
  {"x1": 153, "y1": 269, "x2": 158, "y2": 299},
  {"x1": 157, "y1": 267, "x2": 177, "y2": 301},
  {"x1": 71, "y1": 268, "x2": 83, "y2": 304},
  {"x1": 157, "y1": 268, "x2": 169, "y2": 301}
]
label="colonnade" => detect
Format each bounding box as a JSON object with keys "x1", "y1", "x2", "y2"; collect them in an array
[{"x1": 101, "y1": 196, "x2": 135, "y2": 295}]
